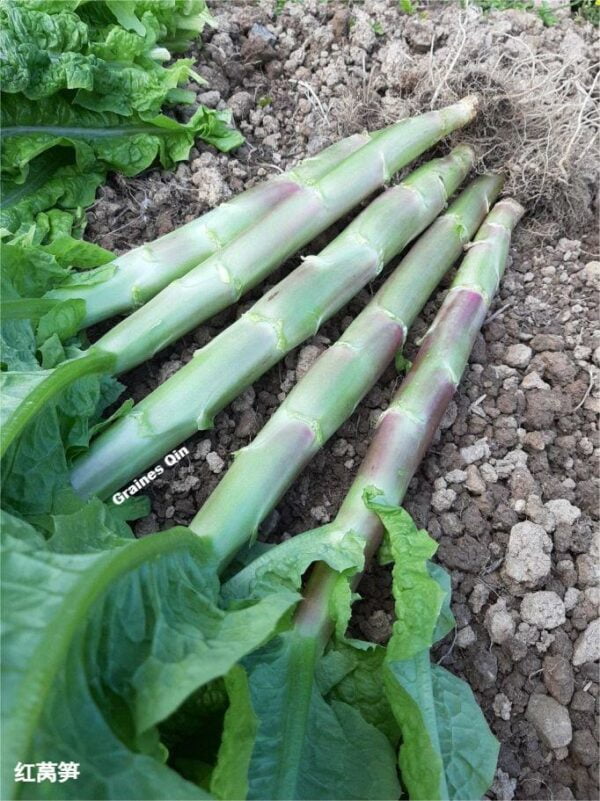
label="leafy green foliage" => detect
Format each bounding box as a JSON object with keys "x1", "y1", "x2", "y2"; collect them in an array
[
  {"x1": 0, "y1": 11, "x2": 251, "y2": 793},
  {"x1": 399, "y1": 0, "x2": 417, "y2": 14},
  {"x1": 1, "y1": 514, "x2": 297, "y2": 800},
  {"x1": 239, "y1": 632, "x2": 401, "y2": 801},
  {"x1": 365, "y1": 496, "x2": 500, "y2": 801},
  {"x1": 0, "y1": 0, "x2": 243, "y2": 487},
  {"x1": 572, "y1": 0, "x2": 600, "y2": 24},
  {"x1": 469, "y1": 0, "x2": 559, "y2": 26},
  {"x1": 0, "y1": 0, "x2": 241, "y2": 238}
]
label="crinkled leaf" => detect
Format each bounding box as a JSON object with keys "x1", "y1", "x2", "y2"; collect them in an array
[
  {"x1": 1, "y1": 517, "x2": 297, "y2": 800},
  {"x1": 368, "y1": 498, "x2": 499, "y2": 800},
  {"x1": 0, "y1": 156, "x2": 104, "y2": 237},
  {"x1": 366, "y1": 494, "x2": 445, "y2": 661},
  {"x1": 2, "y1": 95, "x2": 241, "y2": 184},
  {"x1": 325, "y1": 643, "x2": 401, "y2": 745},
  {"x1": 0, "y1": 320, "x2": 38, "y2": 370},
  {"x1": 1, "y1": 241, "x2": 70, "y2": 296},
  {"x1": 237, "y1": 631, "x2": 401, "y2": 801},
  {"x1": 222, "y1": 523, "x2": 366, "y2": 602},
  {"x1": 210, "y1": 666, "x2": 258, "y2": 801},
  {"x1": 35, "y1": 298, "x2": 86, "y2": 344},
  {"x1": 1, "y1": 369, "x2": 122, "y2": 516}
]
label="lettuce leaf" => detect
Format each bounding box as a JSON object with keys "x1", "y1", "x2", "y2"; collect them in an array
[
  {"x1": 1, "y1": 95, "x2": 241, "y2": 183},
  {"x1": 1, "y1": 514, "x2": 297, "y2": 800},
  {"x1": 365, "y1": 497, "x2": 500, "y2": 801}
]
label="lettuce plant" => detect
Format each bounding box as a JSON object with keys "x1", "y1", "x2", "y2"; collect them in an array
[
  {"x1": 1, "y1": 196, "x2": 523, "y2": 799},
  {"x1": 1, "y1": 0, "x2": 242, "y2": 241}
]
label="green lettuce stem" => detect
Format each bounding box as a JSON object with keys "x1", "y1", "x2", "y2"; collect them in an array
[
  {"x1": 78, "y1": 96, "x2": 479, "y2": 374},
  {"x1": 70, "y1": 149, "x2": 487, "y2": 501},
  {"x1": 46, "y1": 133, "x2": 372, "y2": 327},
  {"x1": 186, "y1": 177, "x2": 507, "y2": 568},
  {"x1": 294, "y1": 197, "x2": 525, "y2": 640},
  {"x1": 4, "y1": 99, "x2": 480, "y2": 462}
]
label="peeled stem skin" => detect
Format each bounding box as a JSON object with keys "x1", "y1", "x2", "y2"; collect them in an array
[
  {"x1": 46, "y1": 132, "x2": 372, "y2": 327},
  {"x1": 70, "y1": 147, "x2": 480, "y2": 501},
  {"x1": 186, "y1": 178, "x2": 507, "y2": 567},
  {"x1": 296, "y1": 197, "x2": 525, "y2": 640}
]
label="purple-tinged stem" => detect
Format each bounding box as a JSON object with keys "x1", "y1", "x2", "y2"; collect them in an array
[{"x1": 295, "y1": 197, "x2": 525, "y2": 639}]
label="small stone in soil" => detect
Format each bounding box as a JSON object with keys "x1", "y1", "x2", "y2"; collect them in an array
[
  {"x1": 526, "y1": 694, "x2": 573, "y2": 748},
  {"x1": 460, "y1": 437, "x2": 490, "y2": 465},
  {"x1": 504, "y1": 343, "x2": 533, "y2": 368},
  {"x1": 206, "y1": 452, "x2": 225, "y2": 474},
  {"x1": 543, "y1": 654, "x2": 575, "y2": 706},
  {"x1": 504, "y1": 522, "x2": 552, "y2": 585},
  {"x1": 520, "y1": 591, "x2": 566, "y2": 630},
  {"x1": 572, "y1": 618, "x2": 600, "y2": 666},
  {"x1": 493, "y1": 692, "x2": 512, "y2": 720},
  {"x1": 456, "y1": 625, "x2": 477, "y2": 648}
]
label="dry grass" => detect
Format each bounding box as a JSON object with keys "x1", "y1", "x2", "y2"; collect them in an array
[{"x1": 327, "y1": 7, "x2": 599, "y2": 238}]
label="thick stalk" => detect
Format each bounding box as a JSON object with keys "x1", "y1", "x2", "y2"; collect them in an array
[
  {"x1": 71, "y1": 152, "x2": 495, "y2": 500},
  {"x1": 2, "y1": 100, "x2": 479, "y2": 460},
  {"x1": 294, "y1": 197, "x2": 525, "y2": 641},
  {"x1": 87, "y1": 96, "x2": 479, "y2": 374},
  {"x1": 186, "y1": 181, "x2": 509, "y2": 568},
  {"x1": 46, "y1": 133, "x2": 372, "y2": 327}
]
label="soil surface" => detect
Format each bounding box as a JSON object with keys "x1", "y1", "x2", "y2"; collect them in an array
[{"x1": 85, "y1": 2, "x2": 599, "y2": 799}]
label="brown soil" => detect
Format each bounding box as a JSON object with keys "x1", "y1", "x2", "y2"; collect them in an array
[{"x1": 85, "y1": 2, "x2": 599, "y2": 798}]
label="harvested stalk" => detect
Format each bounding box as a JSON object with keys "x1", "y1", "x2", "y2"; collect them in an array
[
  {"x1": 47, "y1": 133, "x2": 373, "y2": 327},
  {"x1": 298, "y1": 197, "x2": 526, "y2": 634},
  {"x1": 225, "y1": 198, "x2": 524, "y2": 801},
  {"x1": 187, "y1": 182, "x2": 511, "y2": 566},
  {"x1": 72, "y1": 150, "x2": 494, "y2": 500},
  {"x1": 1, "y1": 97, "x2": 479, "y2": 459}
]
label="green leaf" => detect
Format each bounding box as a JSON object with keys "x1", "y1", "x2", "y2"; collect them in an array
[
  {"x1": 428, "y1": 562, "x2": 455, "y2": 643},
  {"x1": 1, "y1": 519, "x2": 297, "y2": 800},
  {"x1": 1, "y1": 241, "x2": 70, "y2": 297},
  {"x1": 222, "y1": 523, "x2": 366, "y2": 602},
  {"x1": 0, "y1": 319, "x2": 38, "y2": 371},
  {"x1": 239, "y1": 631, "x2": 401, "y2": 801},
  {"x1": 0, "y1": 156, "x2": 104, "y2": 237},
  {"x1": 365, "y1": 495, "x2": 445, "y2": 661},
  {"x1": 384, "y1": 650, "x2": 448, "y2": 799},
  {"x1": 367, "y1": 498, "x2": 499, "y2": 800},
  {"x1": 0, "y1": 366, "x2": 122, "y2": 515},
  {"x1": 384, "y1": 653, "x2": 499, "y2": 801},
  {"x1": 1, "y1": 94, "x2": 242, "y2": 184},
  {"x1": 210, "y1": 666, "x2": 258, "y2": 800},
  {"x1": 326, "y1": 642, "x2": 401, "y2": 745},
  {"x1": 35, "y1": 298, "x2": 86, "y2": 344},
  {"x1": 430, "y1": 663, "x2": 499, "y2": 799}
]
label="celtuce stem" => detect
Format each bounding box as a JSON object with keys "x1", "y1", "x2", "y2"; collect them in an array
[
  {"x1": 294, "y1": 197, "x2": 525, "y2": 641},
  {"x1": 46, "y1": 133, "x2": 373, "y2": 327},
  {"x1": 81, "y1": 96, "x2": 479, "y2": 375},
  {"x1": 186, "y1": 179, "x2": 509, "y2": 568},
  {"x1": 71, "y1": 149, "x2": 491, "y2": 500},
  {"x1": 4, "y1": 100, "x2": 479, "y2": 460}
]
